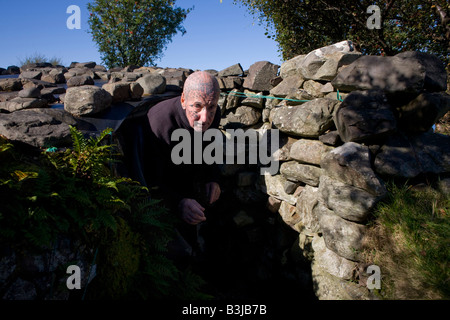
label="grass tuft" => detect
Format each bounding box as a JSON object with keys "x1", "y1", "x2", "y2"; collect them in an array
[{"x1": 363, "y1": 181, "x2": 449, "y2": 299}]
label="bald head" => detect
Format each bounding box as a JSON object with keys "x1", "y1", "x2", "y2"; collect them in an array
[
  {"x1": 181, "y1": 71, "x2": 221, "y2": 132},
  {"x1": 183, "y1": 71, "x2": 220, "y2": 101}
]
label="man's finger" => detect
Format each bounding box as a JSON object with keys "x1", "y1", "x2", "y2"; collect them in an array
[
  {"x1": 188, "y1": 201, "x2": 206, "y2": 221},
  {"x1": 190, "y1": 201, "x2": 205, "y2": 213},
  {"x1": 206, "y1": 183, "x2": 220, "y2": 204}
]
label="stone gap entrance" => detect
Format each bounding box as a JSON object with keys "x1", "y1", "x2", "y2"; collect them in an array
[{"x1": 190, "y1": 166, "x2": 317, "y2": 300}]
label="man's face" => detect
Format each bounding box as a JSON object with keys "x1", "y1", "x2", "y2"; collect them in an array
[{"x1": 181, "y1": 91, "x2": 218, "y2": 132}]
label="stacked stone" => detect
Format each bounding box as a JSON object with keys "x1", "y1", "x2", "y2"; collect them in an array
[
  {"x1": 0, "y1": 61, "x2": 195, "y2": 149},
  {"x1": 1, "y1": 43, "x2": 449, "y2": 300},
  {"x1": 250, "y1": 40, "x2": 449, "y2": 300}
]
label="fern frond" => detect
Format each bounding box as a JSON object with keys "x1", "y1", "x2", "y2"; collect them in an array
[{"x1": 69, "y1": 125, "x2": 87, "y2": 154}]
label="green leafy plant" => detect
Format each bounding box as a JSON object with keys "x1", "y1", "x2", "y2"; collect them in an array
[
  {"x1": 234, "y1": 0, "x2": 449, "y2": 64},
  {"x1": 0, "y1": 128, "x2": 209, "y2": 300},
  {"x1": 87, "y1": 0, "x2": 191, "y2": 68}
]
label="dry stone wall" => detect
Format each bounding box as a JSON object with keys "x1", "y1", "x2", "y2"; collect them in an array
[
  {"x1": 1, "y1": 40, "x2": 449, "y2": 300},
  {"x1": 211, "y1": 40, "x2": 449, "y2": 300}
]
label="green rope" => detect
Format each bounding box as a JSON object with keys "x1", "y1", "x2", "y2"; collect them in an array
[
  {"x1": 220, "y1": 91, "x2": 311, "y2": 103},
  {"x1": 45, "y1": 147, "x2": 58, "y2": 153},
  {"x1": 337, "y1": 90, "x2": 344, "y2": 102},
  {"x1": 222, "y1": 90, "x2": 345, "y2": 103}
]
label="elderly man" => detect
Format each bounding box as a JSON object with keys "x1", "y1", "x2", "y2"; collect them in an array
[{"x1": 144, "y1": 71, "x2": 222, "y2": 225}]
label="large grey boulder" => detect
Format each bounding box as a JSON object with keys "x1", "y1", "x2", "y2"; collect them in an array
[
  {"x1": 240, "y1": 90, "x2": 264, "y2": 109},
  {"x1": 278, "y1": 201, "x2": 301, "y2": 230},
  {"x1": 312, "y1": 235, "x2": 357, "y2": 280},
  {"x1": 262, "y1": 173, "x2": 297, "y2": 205},
  {"x1": 334, "y1": 90, "x2": 397, "y2": 143},
  {"x1": 321, "y1": 142, "x2": 387, "y2": 197},
  {"x1": 64, "y1": 68, "x2": 96, "y2": 80},
  {"x1": 290, "y1": 138, "x2": 334, "y2": 165},
  {"x1": 318, "y1": 175, "x2": 383, "y2": 223},
  {"x1": 160, "y1": 68, "x2": 191, "y2": 89},
  {"x1": 64, "y1": 85, "x2": 112, "y2": 116},
  {"x1": 41, "y1": 69, "x2": 67, "y2": 84},
  {"x1": 315, "y1": 201, "x2": 366, "y2": 261},
  {"x1": 73, "y1": 61, "x2": 97, "y2": 69},
  {"x1": 299, "y1": 40, "x2": 361, "y2": 81},
  {"x1": 280, "y1": 161, "x2": 322, "y2": 187},
  {"x1": 222, "y1": 106, "x2": 261, "y2": 128},
  {"x1": 0, "y1": 78, "x2": 23, "y2": 91},
  {"x1": 67, "y1": 75, "x2": 95, "y2": 87},
  {"x1": 18, "y1": 87, "x2": 41, "y2": 98},
  {"x1": 269, "y1": 75, "x2": 304, "y2": 97},
  {"x1": 279, "y1": 54, "x2": 306, "y2": 78},
  {"x1": 396, "y1": 92, "x2": 450, "y2": 133},
  {"x1": 136, "y1": 73, "x2": 166, "y2": 95},
  {"x1": 243, "y1": 61, "x2": 280, "y2": 91},
  {"x1": 0, "y1": 97, "x2": 48, "y2": 112},
  {"x1": 6, "y1": 66, "x2": 20, "y2": 75},
  {"x1": 374, "y1": 132, "x2": 450, "y2": 178},
  {"x1": 218, "y1": 63, "x2": 244, "y2": 77},
  {"x1": 19, "y1": 71, "x2": 42, "y2": 80},
  {"x1": 102, "y1": 82, "x2": 132, "y2": 104},
  {"x1": 395, "y1": 51, "x2": 447, "y2": 92},
  {"x1": 331, "y1": 55, "x2": 426, "y2": 95},
  {"x1": 0, "y1": 108, "x2": 76, "y2": 148},
  {"x1": 225, "y1": 89, "x2": 242, "y2": 110},
  {"x1": 271, "y1": 98, "x2": 339, "y2": 138},
  {"x1": 295, "y1": 185, "x2": 321, "y2": 233}
]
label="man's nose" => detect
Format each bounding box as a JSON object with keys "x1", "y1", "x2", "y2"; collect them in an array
[{"x1": 199, "y1": 107, "x2": 209, "y2": 122}]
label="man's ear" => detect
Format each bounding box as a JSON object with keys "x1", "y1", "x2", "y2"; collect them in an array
[{"x1": 180, "y1": 93, "x2": 186, "y2": 109}]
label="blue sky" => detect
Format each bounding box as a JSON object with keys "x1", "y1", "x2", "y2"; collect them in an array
[{"x1": 0, "y1": 0, "x2": 282, "y2": 71}]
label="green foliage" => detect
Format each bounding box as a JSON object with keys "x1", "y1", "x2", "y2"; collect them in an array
[
  {"x1": 0, "y1": 128, "x2": 209, "y2": 300},
  {"x1": 48, "y1": 126, "x2": 115, "y2": 182},
  {"x1": 364, "y1": 182, "x2": 450, "y2": 299},
  {"x1": 234, "y1": 0, "x2": 450, "y2": 64},
  {"x1": 0, "y1": 129, "x2": 137, "y2": 249},
  {"x1": 87, "y1": 0, "x2": 191, "y2": 68}
]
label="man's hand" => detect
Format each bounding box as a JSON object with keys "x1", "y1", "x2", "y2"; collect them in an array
[
  {"x1": 206, "y1": 182, "x2": 221, "y2": 204},
  {"x1": 179, "y1": 198, "x2": 206, "y2": 225}
]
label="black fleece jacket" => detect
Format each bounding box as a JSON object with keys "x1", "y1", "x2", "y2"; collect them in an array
[{"x1": 143, "y1": 95, "x2": 222, "y2": 212}]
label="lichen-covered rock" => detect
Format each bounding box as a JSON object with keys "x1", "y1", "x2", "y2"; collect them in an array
[
  {"x1": 280, "y1": 161, "x2": 322, "y2": 187},
  {"x1": 295, "y1": 185, "x2": 321, "y2": 233},
  {"x1": 0, "y1": 97, "x2": 48, "y2": 112},
  {"x1": 331, "y1": 55, "x2": 426, "y2": 95},
  {"x1": 136, "y1": 73, "x2": 166, "y2": 95},
  {"x1": 299, "y1": 40, "x2": 361, "y2": 81},
  {"x1": 315, "y1": 200, "x2": 366, "y2": 261},
  {"x1": 64, "y1": 85, "x2": 112, "y2": 116},
  {"x1": 0, "y1": 108, "x2": 76, "y2": 148},
  {"x1": 334, "y1": 90, "x2": 397, "y2": 143},
  {"x1": 321, "y1": 142, "x2": 387, "y2": 197},
  {"x1": 271, "y1": 98, "x2": 339, "y2": 138},
  {"x1": 318, "y1": 175, "x2": 383, "y2": 223},
  {"x1": 312, "y1": 235, "x2": 357, "y2": 280},
  {"x1": 243, "y1": 61, "x2": 279, "y2": 91},
  {"x1": 290, "y1": 139, "x2": 334, "y2": 165},
  {"x1": 374, "y1": 132, "x2": 450, "y2": 178}
]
